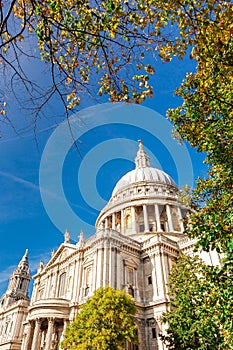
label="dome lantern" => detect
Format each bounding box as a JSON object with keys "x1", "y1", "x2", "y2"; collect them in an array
[{"x1": 135, "y1": 140, "x2": 150, "y2": 168}]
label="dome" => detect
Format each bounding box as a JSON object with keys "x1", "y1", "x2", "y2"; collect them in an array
[
  {"x1": 111, "y1": 140, "x2": 177, "y2": 197},
  {"x1": 112, "y1": 167, "x2": 177, "y2": 196},
  {"x1": 96, "y1": 140, "x2": 184, "y2": 237}
]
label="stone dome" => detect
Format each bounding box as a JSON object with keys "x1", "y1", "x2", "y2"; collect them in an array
[
  {"x1": 112, "y1": 140, "x2": 177, "y2": 197},
  {"x1": 112, "y1": 167, "x2": 177, "y2": 196},
  {"x1": 96, "y1": 140, "x2": 185, "y2": 238}
]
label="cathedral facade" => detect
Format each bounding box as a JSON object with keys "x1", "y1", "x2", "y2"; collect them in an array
[{"x1": 0, "y1": 142, "x2": 220, "y2": 350}]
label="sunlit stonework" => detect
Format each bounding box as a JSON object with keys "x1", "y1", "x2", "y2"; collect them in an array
[{"x1": 0, "y1": 142, "x2": 220, "y2": 350}]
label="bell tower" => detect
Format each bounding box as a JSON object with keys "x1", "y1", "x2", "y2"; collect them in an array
[
  {"x1": 1, "y1": 250, "x2": 31, "y2": 307},
  {"x1": 0, "y1": 250, "x2": 31, "y2": 349}
]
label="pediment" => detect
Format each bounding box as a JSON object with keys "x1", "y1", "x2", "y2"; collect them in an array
[
  {"x1": 83, "y1": 253, "x2": 94, "y2": 265},
  {"x1": 45, "y1": 243, "x2": 77, "y2": 269},
  {"x1": 124, "y1": 257, "x2": 138, "y2": 268}
]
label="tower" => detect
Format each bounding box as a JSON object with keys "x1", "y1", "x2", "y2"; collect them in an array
[{"x1": 0, "y1": 251, "x2": 31, "y2": 350}]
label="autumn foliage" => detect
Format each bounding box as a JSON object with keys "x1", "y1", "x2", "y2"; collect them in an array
[{"x1": 1, "y1": 0, "x2": 231, "y2": 117}]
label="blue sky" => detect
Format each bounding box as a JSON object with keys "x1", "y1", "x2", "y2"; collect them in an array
[{"x1": 0, "y1": 53, "x2": 207, "y2": 296}]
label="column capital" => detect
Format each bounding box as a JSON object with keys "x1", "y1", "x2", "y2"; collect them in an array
[
  {"x1": 35, "y1": 317, "x2": 41, "y2": 324},
  {"x1": 47, "y1": 317, "x2": 55, "y2": 324}
]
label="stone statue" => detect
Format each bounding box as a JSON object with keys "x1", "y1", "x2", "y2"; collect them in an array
[{"x1": 64, "y1": 229, "x2": 70, "y2": 243}]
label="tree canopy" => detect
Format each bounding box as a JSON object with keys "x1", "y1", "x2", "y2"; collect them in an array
[
  {"x1": 1, "y1": 0, "x2": 231, "y2": 125},
  {"x1": 60, "y1": 286, "x2": 138, "y2": 350},
  {"x1": 167, "y1": 1, "x2": 233, "y2": 257},
  {"x1": 162, "y1": 254, "x2": 233, "y2": 350},
  {"x1": 161, "y1": 3, "x2": 233, "y2": 344}
]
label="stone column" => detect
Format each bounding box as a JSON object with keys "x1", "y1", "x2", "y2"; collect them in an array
[
  {"x1": 160, "y1": 250, "x2": 169, "y2": 295},
  {"x1": 154, "y1": 204, "x2": 162, "y2": 231},
  {"x1": 31, "y1": 281, "x2": 38, "y2": 303},
  {"x1": 152, "y1": 254, "x2": 158, "y2": 299},
  {"x1": 177, "y1": 207, "x2": 184, "y2": 232},
  {"x1": 66, "y1": 263, "x2": 71, "y2": 297},
  {"x1": 45, "y1": 318, "x2": 54, "y2": 350},
  {"x1": 121, "y1": 210, "x2": 124, "y2": 234},
  {"x1": 38, "y1": 328, "x2": 43, "y2": 350},
  {"x1": 143, "y1": 205, "x2": 149, "y2": 232},
  {"x1": 112, "y1": 213, "x2": 116, "y2": 230},
  {"x1": 54, "y1": 268, "x2": 59, "y2": 297},
  {"x1": 76, "y1": 257, "x2": 83, "y2": 302},
  {"x1": 59, "y1": 320, "x2": 68, "y2": 347},
  {"x1": 155, "y1": 252, "x2": 165, "y2": 297},
  {"x1": 131, "y1": 206, "x2": 137, "y2": 234},
  {"x1": 116, "y1": 248, "x2": 121, "y2": 289},
  {"x1": 21, "y1": 321, "x2": 33, "y2": 350},
  {"x1": 156, "y1": 316, "x2": 166, "y2": 350},
  {"x1": 31, "y1": 319, "x2": 41, "y2": 350},
  {"x1": 96, "y1": 248, "x2": 103, "y2": 289},
  {"x1": 73, "y1": 253, "x2": 82, "y2": 302},
  {"x1": 109, "y1": 245, "x2": 113, "y2": 287},
  {"x1": 134, "y1": 268, "x2": 139, "y2": 301},
  {"x1": 40, "y1": 330, "x2": 46, "y2": 350},
  {"x1": 72, "y1": 259, "x2": 78, "y2": 302},
  {"x1": 103, "y1": 244, "x2": 108, "y2": 287},
  {"x1": 45, "y1": 274, "x2": 52, "y2": 298},
  {"x1": 166, "y1": 205, "x2": 174, "y2": 232},
  {"x1": 93, "y1": 252, "x2": 98, "y2": 291},
  {"x1": 13, "y1": 310, "x2": 24, "y2": 339},
  {"x1": 105, "y1": 218, "x2": 108, "y2": 229}
]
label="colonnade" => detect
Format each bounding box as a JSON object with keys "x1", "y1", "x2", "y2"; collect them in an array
[
  {"x1": 101, "y1": 204, "x2": 185, "y2": 235},
  {"x1": 22, "y1": 317, "x2": 68, "y2": 350}
]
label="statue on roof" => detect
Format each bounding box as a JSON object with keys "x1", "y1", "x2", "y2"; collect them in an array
[{"x1": 64, "y1": 229, "x2": 70, "y2": 243}]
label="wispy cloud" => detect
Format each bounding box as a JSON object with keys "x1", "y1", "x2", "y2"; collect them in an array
[
  {"x1": 0, "y1": 171, "x2": 39, "y2": 191},
  {"x1": 0, "y1": 170, "x2": 97, "y2": 216},
  {"x1": 0, "y1": 265, "x2": 16, "y2": 284}
]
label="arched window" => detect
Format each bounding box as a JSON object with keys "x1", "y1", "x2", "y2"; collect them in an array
[
  {"x1": 84, "y1": 286, "x2": 90, "y2": 297},
  {"x1": 128, "y1": 286, "x2": 134, "y2": 298},
  {"x1": 58, "y1": 272, "x2": 66, "y2": 297},
  {"x1": 19, "y1": 279, "x2": 24, "y2": 290}
]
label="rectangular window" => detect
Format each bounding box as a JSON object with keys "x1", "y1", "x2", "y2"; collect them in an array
[
  {"x1": 139, "y1": 224, "x2": 145, "y2": 232},
  {"x1": 148, "y1": 276, "x2": 152, "y2": 285},
  {"x1": 152, "y1": 328, "x2": 156, "y2": 338}
]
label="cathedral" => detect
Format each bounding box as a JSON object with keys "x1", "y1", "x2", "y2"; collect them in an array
[{"x1": 0, "y1": 142, "x2": 220, "y2": 350}]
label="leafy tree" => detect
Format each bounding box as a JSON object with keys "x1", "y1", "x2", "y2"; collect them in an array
[
  {"x1": 60, "y1": 286, "x2": 138, "y2": 350},
  {"x1": 167, "y1": 1, "x2": 233, "y2": 256},
  {"x1": 1, "y1": 0, "x2": 231, "y2": 128},
  {"x1": 162, "y1": 254, "x2": 233, "y2": 350},
  {"x1": 162, "y1": 2, "x2": 233, "y2": 339},
  {"x1": 178, "y1": 185, "x2": 193, "y2": 207}
]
